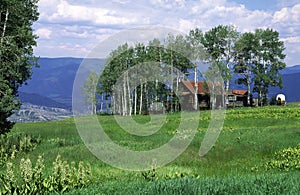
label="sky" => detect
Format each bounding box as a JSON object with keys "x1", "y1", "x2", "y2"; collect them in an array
[{"x1": 34, "y1": 0, "x2": 300, "y2": 66}]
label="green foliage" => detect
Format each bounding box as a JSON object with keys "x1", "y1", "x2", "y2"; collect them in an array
[
  {"x1": 66, "y1": 173, "x2": 300, "y2": 194},
  {"x1": 0, "y1": 133, "x2": 41, "y2": 166},
  {"x1": 233, "y1": 29, "x2": 286, "y2": 106},
  {"x1": 201, "y1": 25, "x2": 239, "y2": 94},
  {"x1": 141, "y1": 169, "x2": 157, "y2": 182},
  {"x1": 2, "y1": 106, "x2": 299, "y2": 193},
  {"x1": 98, "y1": 35, "x2": 198, "y2": 115},
  {"x1": 225, "y1": 106, "x2": 300, "y2": 120},
  {"x1": 0, "y1": 157, "x2": 45, "y2": 194},
  {"x1": 82, "y1": 71, "x2": 99, "y2": 115},
  {"x1": 0, "y1": 0, "x2": 39, "y2": 134},
  {"x1": 46, "y1": 155, "x2": 91, "y2": 192},
  {"x1": 252, "y1": 28, "x2": 286, "y2": 106},
  {"x1": 98, "y1": 25, "x2": 286, "y2": 117},
  {"x1": 0, "y1": 155, "x2": 92, "y2": 194},
  {"x1": 265, "y1": 144, "x2": 300, "y2": 171}
]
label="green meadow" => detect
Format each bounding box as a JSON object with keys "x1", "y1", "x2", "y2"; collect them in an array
[{"x1": 1, "y1": 105, "x2": 300, "y2": 194}]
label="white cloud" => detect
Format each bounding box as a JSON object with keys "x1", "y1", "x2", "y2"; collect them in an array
[
  {"x1": 191, "y1": 0, "x2": 227, "y2": 13},
  {"x1": 276, "y1": 0, "x2": 300, "y2": 8},
  {"x1": 281, "y1": 36, "x2": 300, "y2": 43},
  {"x1": 271, "y1": 4, "x2": 300, "y2": 38},
  {"x1": 36, "y1": 28, "x2": 52, "y2": 39},
  {"x1": 273, "y1": 4, "x2": 300, "y2": 24},
  {"x1": 34, "y1": 0, "x2": 300, "y2": 66},
  {"x1": 178, "y1": 19, "x2": 196, "y2": 33},
  {"x1": 150, "y1": 0, "x2": 186, "y2": 9},
  {"x1": 39, "y1": 0, "x2": 140, "y2": 27}
]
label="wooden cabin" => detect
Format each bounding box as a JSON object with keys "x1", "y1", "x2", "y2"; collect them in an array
[
  {"x1": 179, "y1": 81, "x2": 212, "y2": 110},
  {"x1": 179, "y1": 81, "x2": 249, "y2": 110},
  {"x1": 227, "y1": 90, "x2": 248, "y2": 107}
]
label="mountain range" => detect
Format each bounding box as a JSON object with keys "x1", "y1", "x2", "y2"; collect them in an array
[
  {"x1": 269, "y1": 65, "x2": 300, "y2": 102},
  {"x1": 19, "y1": 57, "x2": 104, "y2": 109},
  {"x1": 14, "y1": 58, "x2": 300, "y2": 122}
]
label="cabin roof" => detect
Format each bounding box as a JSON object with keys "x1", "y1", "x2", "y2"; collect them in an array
[
  {"x1": 181, "y1": 80, "x2": 207, "y2": 95},
  {"x1": 231, "y1": 90, "x2": 248, "y2": 96},
  {"x1": 181, "y1": 81, "x2": 248, "y2": 97}
]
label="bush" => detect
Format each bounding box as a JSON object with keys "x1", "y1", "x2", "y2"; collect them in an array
[
  {"x1": 0, "y1": 133, "x2": 41, "y2": 166},
  {"x1": 0, "y1": 155, "x2": 91, "y2": 194},
  {"x1": 265, "y1": 143, "x2": 300, "y2": 171}
]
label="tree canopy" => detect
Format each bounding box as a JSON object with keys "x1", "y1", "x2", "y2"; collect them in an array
[
  {"x1": 0, "y1": 0, "x2": 39, "y2": 134},
  {"x1": 89, "y1": 25, "x2": 286, "y2": 115}
]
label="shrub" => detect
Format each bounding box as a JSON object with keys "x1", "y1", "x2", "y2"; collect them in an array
[
  {"x1": 0, "y1": 155, "x2": 92, "y2": 194},
  {"x1": 0, "y1": 133, "x2": 41, "y2": 166},
  {"x1": 265, "y1": 143, "x2": 300, "y2": 171}
]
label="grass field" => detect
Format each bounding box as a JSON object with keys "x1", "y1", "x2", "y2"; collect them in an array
[{"x1": 1, "y1": 106, "x2": 300, "y2": 194}]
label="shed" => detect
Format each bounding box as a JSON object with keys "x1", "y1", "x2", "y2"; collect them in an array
[{"x1": 227, "y1": 90, "x2": 248, "y2": 107}]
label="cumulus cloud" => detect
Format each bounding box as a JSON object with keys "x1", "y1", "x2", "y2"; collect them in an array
[
  {"x1": 39, "y1": 0, "x2": 140, "y2": 27},
  {"x1": 273, "y1": 4, "x2": 300, "y2": 24},
  {"x1": 276, "y1": 0, "x2": 300, "y2": 8},
  {"x1": 271, "y1": 4, "x2": 300, "y2": 38},
  {"x1": 34, "y1": 0, "x2": 300, "y2": 66}
]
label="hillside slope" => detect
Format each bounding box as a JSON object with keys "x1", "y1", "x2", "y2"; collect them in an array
[{"x1": 19, "y1": 57, "x2": 104, "y2": 107}]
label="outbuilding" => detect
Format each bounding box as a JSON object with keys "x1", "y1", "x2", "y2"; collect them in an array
[{"x1": 276, "y1": 94, "x2": 286, "y2": 105}]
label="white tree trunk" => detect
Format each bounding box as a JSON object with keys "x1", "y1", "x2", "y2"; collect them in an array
[
  {"x1": 139, "y1": 80, "x2": 143, "y2": 114},
  {"x1": 194, "y1": 65, "x2": 198, "y2": 110},
  {"x1": 247, "y1": 67, "x2": 251, "y2": 106},
  {"x1": 170, "y1": 51, "x2": 174, "y2": 112},
  {"x1": 127, "y1": 72, "x2": 132, "y2": 116},
  {"x1": 0, "y1": 8, "x2": 9, "y2": 63},
  {"x1": 145, "y1": 81, "x2": 148, "y2": 113},
  {"x1": 155, "y1": 79, "x2": 158, "y2": 102},
  {"x1": 176, "y1": 70, "x2": 180, "y2": 111},
  {"x1": 100, "y1": 93, "x2": 104, "y2": 112},
  {"x1": 123, "y1": 75, "x2": 127, "y2": 116},
  {"x1": 225, "y1": 62, "x2": 230, "y2": 108},
  {"x1": 1, "y1": 8, "x2": 9, "y2": 45},
  {"x1": 134, "y1": 86, "x2": 137, "y2": 115}
]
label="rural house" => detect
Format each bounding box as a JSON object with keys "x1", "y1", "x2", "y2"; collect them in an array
[
  {"x1": 179, "y1": 81, "x2": 249, "y2": 109},
  {"x1": 227, "y1": 90, "x2": 249, "y2": 107}
]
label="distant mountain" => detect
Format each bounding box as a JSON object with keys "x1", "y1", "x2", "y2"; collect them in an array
[
  {"x1": 18, "y1": 92, "x2": 69, "y2": 109},
  {"x1": 19, "y1": 57, "x2": 105, "y2": 108},
  {"x1": 269, "y1": 71, "x2": 300, "y2": 102},
  {"x1": 231, "y1": 64, "x2": 300, "y2": 103},
  {"x1": 280, "y1": 65, "x2": 300, "y2": 75},
  {"x1": 19, "y1": 58, "x2": 300, "y2": 112},
  {"x1": 9, "y1": 103, "x2": 72, "y2": 123}
]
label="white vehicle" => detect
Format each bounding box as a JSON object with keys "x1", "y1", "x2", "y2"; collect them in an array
[{"x1": 276, "y1": 94, "x2": 286, "y2": 105}]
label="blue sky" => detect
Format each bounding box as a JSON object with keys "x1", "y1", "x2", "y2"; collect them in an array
[{"x1": 34, "y1": 0, "x2": 300, "y2": 66}]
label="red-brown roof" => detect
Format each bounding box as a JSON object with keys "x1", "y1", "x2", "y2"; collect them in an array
[
  {"x1": 181, "y1": 81, "x2": 246, "y2": 96},
  {"x1": 232, "y1": 90, "x2": 248, "y2": 96},
  {"x1": 181, "y1": 81, "x2": 208, "y2": 95}
]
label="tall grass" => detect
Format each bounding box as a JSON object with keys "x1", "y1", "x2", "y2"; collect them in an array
[
  {"x1": 66, "y1": 173, "x2": 300, "y2": 194},
  {"x1": 2, "y1": 106, "x2": 299, "y2": 193}
]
